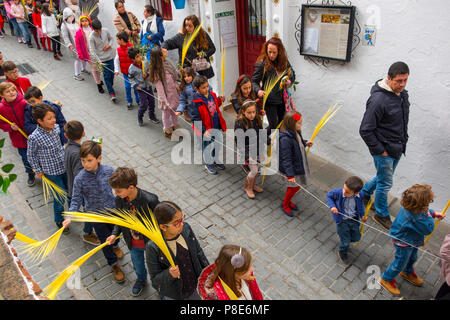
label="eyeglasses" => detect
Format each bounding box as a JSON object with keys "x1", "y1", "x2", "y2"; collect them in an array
[{"x1": 163, "y1": 214, "x2": 186, "y2": 228}]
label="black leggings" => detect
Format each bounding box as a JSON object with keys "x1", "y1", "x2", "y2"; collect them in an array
[
  {"x1": 435, "y1": 282, "x2": 450, "y2": 300},
  {"x1": 51, "y1": 35, "x2": 61, "y2": 53},
  {"x1": 266, "y1": 103, "x2": 286, "y2": 131}
]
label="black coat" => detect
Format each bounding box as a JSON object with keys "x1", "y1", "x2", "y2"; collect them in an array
[
  {"x1": 359, "y1": 80, "x2": 410, "y2": 160},
  {"x1": 278, "y1": 130, "x2": 308, "y2": 178},
  {"x1": 251, "y1": 59, "x2": 295, "y2": 106},
  {"x1": 162, "y1": 32, "x2": 216, "y2": 79},
  {"x1": 111, "y1": 188, "x2": 160, "y2": 250},
  {"x1": 146, "y1": 222, "x2": 209, "y2": 300},
  {"x1": 234, "y1": 118, "x2": 269, "y2": 162}
]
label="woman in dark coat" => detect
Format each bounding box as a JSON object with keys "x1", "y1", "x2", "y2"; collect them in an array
[
  {"x1": 162, "y1": 15, "x2": 216, "y2": 79},
  {"x1": 252, "y1": 37, "x2": 295, "y2": 131}
]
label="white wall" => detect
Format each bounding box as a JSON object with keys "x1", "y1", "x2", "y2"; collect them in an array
[{"x1": 274, "y1": 0, "x2": 450, "y2": 218}]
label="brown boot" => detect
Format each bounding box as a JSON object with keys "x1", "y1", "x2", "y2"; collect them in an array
[
  {"x1": 164, "y1": 130, "x2": 172, "y2": 139},
  {"x1": 245, "y1": 177, "x2": 255, "y2": 199},
  {"x1": 252, "y1": 174, "x2": 264, "y2": 193},
  {"x1": 400, "y1": 271, "x2": 423, "y2": 287},
  {"x1": 111, "y1": 264, "x2": 125, "y2": 283},
  {"x1": 113, "y1": 246, "x2": 124, "y2": 260},
  {"x1": 54, "y1": 54, "x2": 61, "y2": 61},
  {"x1": 183, "y1": 110, "x2": 191, "y2": 123},
  {"x1": 378, "y1": 277, "x2": 400, "y2": 296}
]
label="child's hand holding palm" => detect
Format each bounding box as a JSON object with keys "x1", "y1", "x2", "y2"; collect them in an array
[{"x1": 169, "y1": 265, "x2": 180, "y2": 279}]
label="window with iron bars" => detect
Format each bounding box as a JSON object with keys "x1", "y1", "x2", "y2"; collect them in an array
[{"x1": 148, "y1": 0, "x2": 173, "y2": 21}]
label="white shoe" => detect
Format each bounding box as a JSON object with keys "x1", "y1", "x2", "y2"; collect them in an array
[{"x1": 73, "y1": 74, "x2": 85, "y2": 81}]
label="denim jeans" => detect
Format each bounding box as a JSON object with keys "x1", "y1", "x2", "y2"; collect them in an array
[
  {"x1": 92, "y1": 222, "x2": 120, "y2": 266},
  {"x1": 382, "y1": 245, "x2": 418, "y2": 281},
  {"x1": 123, "y1": 73, "x2": 140, "y2": 104},
  {"x1": 202, "y1": 132, "x2": 223, "y2": 165},
  {"x1": 44, "y1": 173, "x2": 68, "y2": 224},
  {"x1": 17, "y1": 148, "x2": 33, "y2": 173},
  {"x1": 68, "y1": 196, "x2": 92, "y2": 234},
  {"x1": 17, "y1": 21, "x2": 30, "y2": 42},
  {"x1": 102, "y1": 59, "x2": 115, "y2": 95},
  {"x1": 336, "y1": 219, "x2": 361, "y2": 253},
  {"x1": 361, "y1": 155, "x2": 400, "y2": 217},
  {"x1": 9, "y1": 18, "x2": 20, "y2": 37},
  {"x1": 130, "y1": 246, "x2": 147, "y2": 281}
]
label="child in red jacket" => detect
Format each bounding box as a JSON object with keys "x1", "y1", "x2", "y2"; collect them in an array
[
  {"x1": 0, "y1": 82, "x2": 35, "y2": 186},
  {"x1": 191, "y1": 75, "x2": 227, "y2": 175},
  {"x1": 2, "y1": 61, "x2": 32, "y2": 96}
]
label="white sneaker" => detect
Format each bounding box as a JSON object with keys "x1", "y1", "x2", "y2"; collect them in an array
[{"x1": 73, "y1": 74, "x2": 85, "y2": 81}]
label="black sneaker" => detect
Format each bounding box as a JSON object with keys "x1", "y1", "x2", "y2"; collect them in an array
[
  {"x1": 138, "y1": 117, "x2": 144, "y2": 127},
  {"x1": 149, "y1": 114, "x2": 160, "y2": 124},
  {"x1": 127, "y1": 103, "x2": 133, "y2": 110},
  {"x1": 205, "y1": 164, "x2": 217, "y2": 175},
  {"x1": 338, "y1": 251, "x2": 350, "y2": 265},
  {"x1": 373, "y1": 214, "x2": 392, "y2": 230},
  {"x1": 27, "y1": 173, "x2": 35, "y2": 187},
  {"x1": 97, "y1": 83, "x2": 105, "y2": 94},
  {"x1": 131, "y1": 280, "x2": 146, "y2": 297}
]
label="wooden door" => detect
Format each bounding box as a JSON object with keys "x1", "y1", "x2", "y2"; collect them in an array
[{"x1": 236, "y1": 0, "x2": 266, "y2": 76}]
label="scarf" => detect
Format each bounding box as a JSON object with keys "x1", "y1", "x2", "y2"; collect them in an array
[{"x1": 142, "y1": 14, "x2": 158, "y2": 35}]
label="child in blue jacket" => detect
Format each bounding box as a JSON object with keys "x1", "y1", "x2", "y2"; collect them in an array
[
  {"x1": 24, "y1": 86, "x2": 67, "y2": 145},
  {"x1": 379, "y1": 184, "x2": 444, "y2": 296},
  {"x1": 326, "y1": 176, "x2": 368, "y2": 264},
  {"x1": 278, "y1": 111, "x2": 313, "y2": 217}
]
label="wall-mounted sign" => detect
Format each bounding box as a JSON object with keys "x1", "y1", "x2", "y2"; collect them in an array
[
  {"x1": 216, "y1": 11, "x2": 238, "y2": 47},
  {"x1": 300, "y1": 5, "x2": 356, "y2": 62},
  {"x1": 363, "y1": 25, "x2": 376, "y2": 46}
]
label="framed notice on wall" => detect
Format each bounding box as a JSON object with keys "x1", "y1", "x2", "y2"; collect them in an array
[{"x1": 300, "y1": 5, "x2": 356, "y2": 62}]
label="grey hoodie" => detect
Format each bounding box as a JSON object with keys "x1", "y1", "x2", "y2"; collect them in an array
[
  {"x1": 61, "y1": 7, "x2": 77, "y2": 48},
  {"x1": 88, "y1": 28, "x2": 115, "y2": 62}
]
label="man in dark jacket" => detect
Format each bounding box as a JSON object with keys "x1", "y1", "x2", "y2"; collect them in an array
[
  {"x1": 359, "y1": 61, "x2": 410, "y2": 230},
  {"x1": 107, "y1": 167, "x2": 160, "y2": 297}
]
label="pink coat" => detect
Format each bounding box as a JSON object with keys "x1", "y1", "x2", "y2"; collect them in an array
[
  {"x1": 75, "y1": 28, "x2": 91, "y2": 61},
  {"x1": 10, "y1": 2, "x2": 25, "y2": 23},
  {"x1": 154, "y1": 61, "x2": 179, "y2": 110},
  {"x1": 440, "y1": 234, "x2": 450, "y2": 286}
]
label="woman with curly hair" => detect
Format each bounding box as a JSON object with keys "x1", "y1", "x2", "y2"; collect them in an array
[
  {"x1": 252, "y1": 37, "x2": 296, "y2": 130},
  {"x1": 162, "y1": 15, "x2": 216, "y2": 79}
]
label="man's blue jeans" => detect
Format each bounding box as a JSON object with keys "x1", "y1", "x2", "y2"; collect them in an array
[
  {"x1": 130, "y1": 246, "x2": 147, "y2": 281},
  {"x1": 362, "y1": 155, "x2": 400, "y2": 217},
  {"x1": 336, "y1": 219, "x2": 361, "y2": 253},
  {"x1": 202, "y1": 132, "x2": 223, "y2": 165},
  {"x1": 123, "y1": 73, "x2": 140, "y2": 104},
  {"x1": 45, "y1": 173, "x2": 67, "y2": 224},
  {"x1": 382, "y1": 245, "x2": 418, "y2": 281}
]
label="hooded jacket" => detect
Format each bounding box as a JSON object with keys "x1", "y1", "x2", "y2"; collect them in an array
[
  {"x1": 389, "y1": 207, "x2": 436, "y2": 247},
  {"x1": 61, "y1": 7, "x2": 78, "y2": 48},
  {"x1": 0, "y1": 94, "x2": 28, "y2": 149},
  {"x1": 278, "y1": 129, "x2": 308, "y2": 178},
  {"x1": 191, "y1": 90, "x2": 226, "y2": 136},
  {"x1": 197, "y1": 264, "x2": 263, "y2": 300},
  {"x1": 359, "y1": 78, "x2": 410, "y2": 160}
]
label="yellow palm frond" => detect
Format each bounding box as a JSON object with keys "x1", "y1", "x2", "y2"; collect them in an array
[
  {"x1": 220, "y1": 37, "x2": 226, "y2": 100},
  {"x1": 43, "y1": 237, "x2": 120, "y2": 300},
  {"x1": 16, "y1": 227, "x2": 65, "y2": 264},
  {"x1": 42, "y1": 175, "x2": 68, "y2": 206},
  {"x1": 219, "y1": 277, "x2": 239, "y2": 300},
  {"x1": 63, "y1": 208, "x2": 175, "y2": 267},
  {"x1": 306, "y1": 101, "x2": 343, "y2": 155},
  {"x1": 262, "y1": 70, "x2": 287, "y2": 111},
  {"x1": 0, "y1": 114, "x2": 28, "y2": 139},
  {"x1": 14, "y1": 231, "x2": 38, "y2": 244},
  {"x1": 355, "y1": 198, "x2": 373, "y2": 248},
  {"x1": 37, "y1": 80, "x2": 52, "y2": 91},
  {"x1": 425, "y1": 199, "x2": 450, "y2": 244},
  {"x1": 181, "y1": 23, "x2": 203, "y2": 69},
  {"x1": 80, "y1": 2, "x2": 98, "y2": 17},
  {"x1": 261, "y1": 120, "x2": 284, "y2": 185}
]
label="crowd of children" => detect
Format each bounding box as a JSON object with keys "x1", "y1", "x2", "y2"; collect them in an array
[{"x1": 0, "y1": 2, "x2": 449, "y2": 301}]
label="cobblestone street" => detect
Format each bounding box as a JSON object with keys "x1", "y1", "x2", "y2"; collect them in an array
[{"x1": 0, "y1": 35, "x2": 447, "y2": 301}]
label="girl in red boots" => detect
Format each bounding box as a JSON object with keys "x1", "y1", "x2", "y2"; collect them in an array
[
  {"x1": 197, "y1": 245, "x2": 263, "y2": 300},
  {"x1": 278, "y1": 110, "x2": 313, "y2": 217}
]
